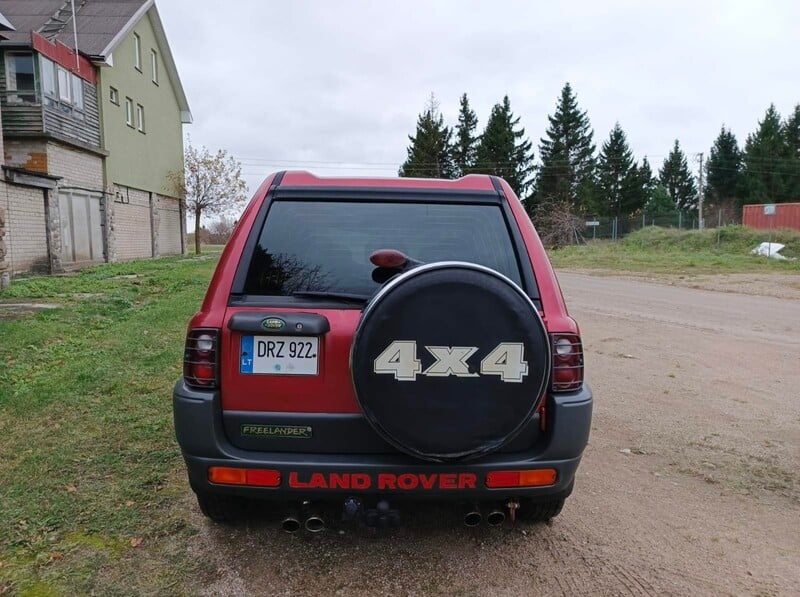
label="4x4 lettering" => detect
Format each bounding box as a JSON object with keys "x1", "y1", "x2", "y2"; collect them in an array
[
  {"x1": 374, "y1": 341, "x2": 528, "y2": 383},
  {"x1": 423, "y1": 346, "x2": 479, "y2": 377}
]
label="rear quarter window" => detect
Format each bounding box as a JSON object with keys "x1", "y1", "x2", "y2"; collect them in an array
[{"x1": 243, "y1": 201, "x2": 524, "y2": 296}]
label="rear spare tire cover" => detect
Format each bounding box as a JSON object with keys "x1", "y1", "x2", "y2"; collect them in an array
[{"x1": 351, "y1": 262, "x2": 550, "y2": 462}]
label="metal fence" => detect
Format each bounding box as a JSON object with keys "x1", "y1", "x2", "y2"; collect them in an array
[{"x1": 583, "y1": 209, "x2": 740, "y2": 241}]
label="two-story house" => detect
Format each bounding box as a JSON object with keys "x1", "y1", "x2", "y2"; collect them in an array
[
  {"x1": 0, "y1": 0, "x2": 190, "y2": 276},
  {"x1": 0, "y1": 9, "x2": 15, "y2": 287}
]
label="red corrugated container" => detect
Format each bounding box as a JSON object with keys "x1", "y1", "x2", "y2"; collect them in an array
[{"x1": 742, "y1": 203, "x2": 800, "y2": 231}]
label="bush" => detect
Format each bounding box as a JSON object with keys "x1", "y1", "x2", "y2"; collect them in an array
[{"x1": 622, "y1": 225, "x2": 800, "y2": 258}]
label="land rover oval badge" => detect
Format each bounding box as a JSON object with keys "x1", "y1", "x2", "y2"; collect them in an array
[{"x1": 262, "y1": 317, "x2": 285, "y2": 330}]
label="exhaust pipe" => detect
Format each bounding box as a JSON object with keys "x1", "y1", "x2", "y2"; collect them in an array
[
  {"x1": 486, "y1": 508, "x2": 506, "y2": 526},
  {"x1": 281, "y1": 515, "x2": 301, "y2": 533},
  {"x1": 300, "y1": 500, "x2": 325, "y2": 533},
  {"x1": 463, "y1": 506, "x2": 482, "y2": 527},
  {"x1": 305, "y1": 514, "x2": 325, "y2": 533}
]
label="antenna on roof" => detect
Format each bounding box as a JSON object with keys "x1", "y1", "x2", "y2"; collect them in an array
[{"x1": 70, "y1": 0, "x2": 79, "y2": 71}]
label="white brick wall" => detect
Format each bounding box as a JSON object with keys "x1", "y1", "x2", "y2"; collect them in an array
[
  {"x1": 2, "y1": 183, "x2": 49, "y2": 274},
  {"x1": 113, "y1": 186, "x2": 152, "y2": 260},
  {"x1": 157, "y1": 195, "x2": 183, "y2": 255},
  {"x1": 47, "y1": 142, "x2": 104, "y2": 190}
]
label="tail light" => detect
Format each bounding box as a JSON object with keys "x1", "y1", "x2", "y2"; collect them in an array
[
  {"x1": 550, "y1": 333, "x2": 583, "y2": 392},
  {"x1": 184, "y1": 328, "x2": 219, "y2": 388}
]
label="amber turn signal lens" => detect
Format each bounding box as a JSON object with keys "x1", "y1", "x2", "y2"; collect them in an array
[
  {"x1": 209, "y1": 467, "x2": 247, "y2": 485},
  {"x1": 485, "y1": 469, "x2": 557, "y2": 488}
]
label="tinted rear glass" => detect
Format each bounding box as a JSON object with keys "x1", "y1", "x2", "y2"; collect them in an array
[{"x1": 243, "y1": 201, "x2": 522, "y2": 296}]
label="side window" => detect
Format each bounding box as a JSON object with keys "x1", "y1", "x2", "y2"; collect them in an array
[
  {"x1": 136, "y1": 104, "x2": 145, "y2": 133},
  {"x1": 5, "y1": 53, "x2": 36, "y2": 103},
  {"x1": 40, "y1": 56, "x2": 56, "y2": 101},
  {"x1": 151, "y1": 49, "x2": 158, "y2": 84},
  {"x1": 133, "y1": 33, "x2": 142, "y2": 70},
  {"x1": 109, "y1": 86, "x2": 119, "y2": 105},
  {"x1": 37, "y1": 55, "x2": 86, "y2": 120},
  {"x1": 71, "y1": 75, "x2": 84, "y2": 119},
  {"x1": 125, "y1": 97, "x2": 134, "y2": 127},
  {"x1": 56, "y1": 66, "x2": 71, "y2": 103}
]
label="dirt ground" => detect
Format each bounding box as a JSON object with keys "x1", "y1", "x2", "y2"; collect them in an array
[{"x1": 189, "y1": 271, "x2": 800, "y2": 596}]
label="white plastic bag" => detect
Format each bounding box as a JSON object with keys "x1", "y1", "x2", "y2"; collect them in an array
[{"x1": 751, "y1": 242, "x2": 787, "y2": 260}]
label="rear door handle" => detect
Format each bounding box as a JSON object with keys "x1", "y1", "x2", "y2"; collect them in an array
[{"x1": 228, "y1": 312, "x2": 330, "y2": 335}]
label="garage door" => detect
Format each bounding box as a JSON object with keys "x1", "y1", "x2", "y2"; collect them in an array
[{"x1": 59, "y1": 191, "x2": 104, "y2": 265}]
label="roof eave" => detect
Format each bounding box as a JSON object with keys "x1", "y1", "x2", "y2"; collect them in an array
[{"x1": 0, "y1": 11, "x2": 15, "y2": 31}]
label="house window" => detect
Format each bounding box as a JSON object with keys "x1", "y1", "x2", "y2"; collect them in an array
[
  {"x1": 125, "y1": 97, "x2": 134, "y2": 127},
  {"x1": 133, "y1": 33, "x2": 141, "y2": 70},
  {"x1": 38, "y1": 55, "x2": 85, "y2": 119},
  {"x1": 40, "y1": 56, "x2": 57, "y2": 104},
  {"x1": 151, "y1": 49, "x2": 158, "y2": 84},
  {"x1": 5, "y1": 53, "x2": 36, "y2": 103},
  {"x1": 71, "y1": 75, "x2": 84, "y2": 113},
  {"x1": 56, "y1": 66, "x2": 71, "y2": 103},
  {"x1": 109, "y1": 86, "x2": 119, "y2": 105},
  {"x1": 136, "y1": 104, "x2": 145, "y2": 133}
]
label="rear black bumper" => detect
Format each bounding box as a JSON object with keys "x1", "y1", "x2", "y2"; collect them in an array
[{"x1": 173, "y1": 381, "x2": 593, "y2": 500}]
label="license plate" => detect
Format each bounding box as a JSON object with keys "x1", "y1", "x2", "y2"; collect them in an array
[{"x1": 240, "y1": 336, "x2": 319, "y2": 375}]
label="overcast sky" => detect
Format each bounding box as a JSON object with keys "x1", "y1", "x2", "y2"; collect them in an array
[{"x1": 157, "y1": 0, "x2": 799, "y2": 198}]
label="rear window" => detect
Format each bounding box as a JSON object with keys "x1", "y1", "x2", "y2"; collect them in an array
[{"x1": 243, "y1": 201, "x2": 523, "y2": 296}]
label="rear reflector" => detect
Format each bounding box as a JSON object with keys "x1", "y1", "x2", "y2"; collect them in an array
[
  {"x1": 485, "y1": 469, "x2": 557, "y2": 488},
  {"x1": 208, "y1": 467, "x2": 281, "y2": 487}
]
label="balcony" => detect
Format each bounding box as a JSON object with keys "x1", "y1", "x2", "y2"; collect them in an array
[
  {"x1": 0, "y1": 89, "x2": 45, "y2": 135},
  {"x1": 1, "y1": 89, "x2": 100, "y2": 149}
]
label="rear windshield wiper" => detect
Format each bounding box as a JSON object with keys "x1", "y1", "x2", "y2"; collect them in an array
[{"x1": 292, "y1": 290, "x2": 370, "y2": 303}]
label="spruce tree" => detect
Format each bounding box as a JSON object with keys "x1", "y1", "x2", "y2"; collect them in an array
[
  {"x1": 741, "y1": 104, "x2": 789, "y2": 203},
  {"x1": 645, "y1": 184, "x2": 679, "y2": 216},
  {"x1": 658, "y1": 140, "x2": 697, "y2": 210},
  {"x1": 637, "y1": 156, "x2": 657, "y2": 208},
  {"x1": 452, "y1": 93, "x2": 479, "y2": 176},
  {"x1": 473, "y1": 95, "x2": 534, "y2": 196},
  {"x1": 705, "y1": 126, "x2": 743, "y2": 207},
  {"x1": 535, "y1": 83, "x2": 596, "y2": 210},
  {"x1": 783, "y1": 104, "x2": 800, "y2": 201},
  {"x1": 595, "y1": 123, "x2": 642, "y2": 217},
  {"x1": 399, "y1": 94, "x2": 456, "y2": 179}
]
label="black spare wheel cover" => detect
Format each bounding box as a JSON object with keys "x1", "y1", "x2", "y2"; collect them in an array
[{"x1": 351, "y1": 262, "x2": 551, "y2": 462}]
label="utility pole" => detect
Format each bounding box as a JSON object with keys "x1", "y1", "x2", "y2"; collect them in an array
[{"x1": 696, "y1": 152, "x2": 704, "y2": 230}]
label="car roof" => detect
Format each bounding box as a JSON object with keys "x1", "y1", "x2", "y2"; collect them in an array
[{"x1": 279, "y1": 171, "x2": 496, "y2": 191}]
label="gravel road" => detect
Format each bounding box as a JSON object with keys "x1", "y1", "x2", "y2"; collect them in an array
[{"x1": 195, "y1": 272, "x2": 800, "y2": 596}]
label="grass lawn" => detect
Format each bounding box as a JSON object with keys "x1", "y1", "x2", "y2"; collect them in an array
[
  {"x1": 0, "y1": 254, "x2": 218, "y2": 595},
  {"x1": 549, "y1": 225, "x2": 800, "y2": 274}
]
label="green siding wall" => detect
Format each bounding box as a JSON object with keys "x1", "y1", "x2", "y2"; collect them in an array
[{"x1": 98, "y1": 9, "x2": 184, "y2": 197}]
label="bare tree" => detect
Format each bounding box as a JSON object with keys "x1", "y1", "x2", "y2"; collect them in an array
[
  {"x1": 168, "y1": 141, "x2": 248, "y2": 254},
  {"x1": 206, "y1": 216, "x2": 238, "y2": 245},
  {"x1": 530, "y1": 199, "x2": 585, "y2": 248}
]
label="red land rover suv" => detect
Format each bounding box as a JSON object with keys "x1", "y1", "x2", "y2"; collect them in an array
[{"x1": 174, "y1": 171, "x2": 592, "y2": 531}]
